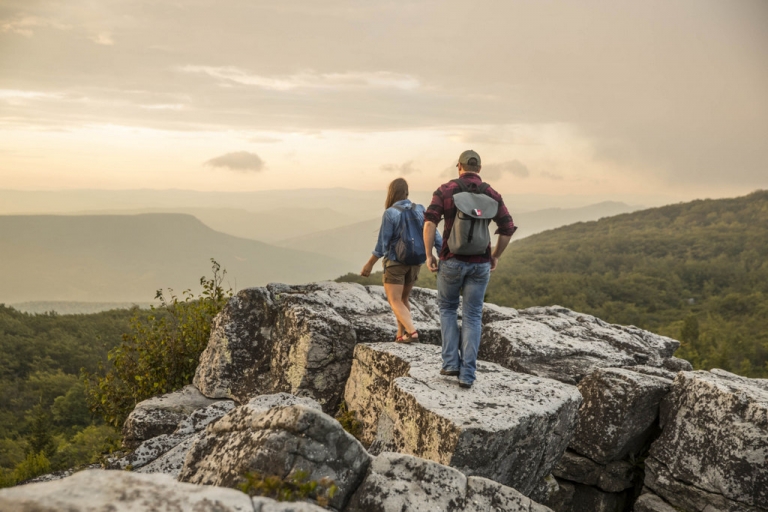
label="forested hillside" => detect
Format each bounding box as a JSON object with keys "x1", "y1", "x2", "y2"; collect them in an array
[
  {"x1": 0, "y1": 306, "x2": 132, "y2": 483},
  {"x1": 339, "y1": 191, "x2": 768, "y2": 377}
]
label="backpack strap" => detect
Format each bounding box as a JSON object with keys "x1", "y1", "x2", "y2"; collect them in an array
[{"x1": 452, "y1": 178, "x2": 490, "y2": 195}]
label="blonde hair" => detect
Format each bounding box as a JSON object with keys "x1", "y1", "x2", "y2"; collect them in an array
[{"x1": 384, "y1": 178, "x2": 409, "y2": 208}]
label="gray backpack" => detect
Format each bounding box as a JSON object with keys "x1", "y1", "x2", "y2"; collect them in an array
[{"x1": 447, "y1": 179, "x2": 499, "y2": 255}]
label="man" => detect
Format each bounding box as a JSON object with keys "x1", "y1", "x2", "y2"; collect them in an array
[{"x1": 423, "y1": 150, "x2": 517, "y2": 388}]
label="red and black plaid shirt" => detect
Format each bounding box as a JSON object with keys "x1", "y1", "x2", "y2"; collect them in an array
[{"x1": 425, "y1": 173, "x2": 517, "y2": 263}]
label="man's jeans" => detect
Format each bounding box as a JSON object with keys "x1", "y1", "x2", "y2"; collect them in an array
[{"x1": 436, "y1": 258, "x2": 491, "y2": 385}]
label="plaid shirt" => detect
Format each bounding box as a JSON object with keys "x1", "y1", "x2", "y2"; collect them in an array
[{"x1": 424, "y1": 173, "x2": 517, "y2": 262}]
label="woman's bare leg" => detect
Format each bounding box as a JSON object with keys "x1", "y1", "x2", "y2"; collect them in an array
[{"x1": 384, "y1": 282, "x2": 416, "y2": 335}]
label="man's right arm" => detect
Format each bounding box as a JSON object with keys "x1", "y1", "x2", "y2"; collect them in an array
[
  {"x1": 423, "y1": 221, "x2": 438, "y2": 272},
  {"x1": 423, "y1": 188, "x2": 444, "y2": 273}
]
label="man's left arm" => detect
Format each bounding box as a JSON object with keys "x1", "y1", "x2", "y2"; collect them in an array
[{"x1": 490, "y1": 194, "x2": 517, "y2": 271}]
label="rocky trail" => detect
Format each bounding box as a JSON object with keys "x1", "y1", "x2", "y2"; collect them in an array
[{"x1": 2, "y1": 282, "x2": 766, "y2": 512}]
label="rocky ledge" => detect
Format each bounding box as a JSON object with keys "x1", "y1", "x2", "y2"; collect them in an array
[
  {"x1": 343, "y1": 342, "x2": 582, "y2": 498},
  {"x1": 3, "y1": 282, "x2": 766, "y2": 512}
]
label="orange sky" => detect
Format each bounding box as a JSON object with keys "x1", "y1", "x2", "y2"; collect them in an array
[{"x1": 1, "y1": 1, "x2": 766, "y2": 204}]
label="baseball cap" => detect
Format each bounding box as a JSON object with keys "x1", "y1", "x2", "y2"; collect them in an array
[{"x1": 458, "y1": 149, "x2": 481, "y2": 166}]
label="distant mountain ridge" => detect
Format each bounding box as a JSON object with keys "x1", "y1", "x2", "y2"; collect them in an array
[
  {"x1": 280, "y1": 201, "x2": 640, "y2": 267},
  {"x1": 0, "y1": 214, "x2": 350, "y2": 303}
]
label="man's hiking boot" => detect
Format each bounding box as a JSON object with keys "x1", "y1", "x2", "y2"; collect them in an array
[
  {"x1": 459, "y1": 381, "x2": 472, "y2": 389},
  {"x1": 440, "y1": 369, "x2": 460, "y2": 377}
]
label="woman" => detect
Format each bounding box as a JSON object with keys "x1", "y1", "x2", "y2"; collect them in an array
[{"x1": 361, "y1": 178, "x2": 442, "y2": 343}]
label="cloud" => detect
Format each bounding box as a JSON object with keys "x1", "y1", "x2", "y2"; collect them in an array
[
  {"x1": 381, "y1": 160, "x2": 419, "y2": 175},
  {"x1": 204, "y1": 151, "x2": 265, "y2": 172},
  {"x1": 90, "y1": 32, "x2": 114, "y2": 45},
  {"x1": 479, "y1": 160, "x2": 530, "y2": 180},
  {"x1": 180, "y1": 66, "x2": 421, "y2": 91},
  {"x1": 541, "y1": 171, "x2": 564, "y2": 181},
  {"x1": 0, "y1": 16, "x2": 69, "y2": 37},
  {"x1": 249, "y1": 136, "x2": 281, "y2": 143}
]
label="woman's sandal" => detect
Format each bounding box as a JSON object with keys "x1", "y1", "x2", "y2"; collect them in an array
[{"x1": 397, "y1": 331, "x2": 419, "y2": 343}]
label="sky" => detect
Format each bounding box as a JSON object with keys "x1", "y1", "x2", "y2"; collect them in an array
[{"x1": 1, "y1": 0, "x2": 766, "y2": 205}]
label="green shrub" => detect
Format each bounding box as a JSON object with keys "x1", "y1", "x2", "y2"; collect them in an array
[
  {"x1": 83, "y1": 259, "x2": 231, "y2": 428},
  {"x1": 0, "y1": 451, "x2": 52, "y2": 488},
  {"x1": 238, "y1": 469, "x2": 338, "y2": 507},
  {"x1": 335, "y1": 401, "x2": 363, "y2": 440}
]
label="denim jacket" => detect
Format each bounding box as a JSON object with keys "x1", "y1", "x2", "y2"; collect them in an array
[{"x1": 372, "y1": 199, "x2": 442, "y2": 262}]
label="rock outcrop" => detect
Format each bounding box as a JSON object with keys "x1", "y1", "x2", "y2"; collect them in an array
[
  {"x1": 122, "y1": 384, "x2": 226, "y2": 448},
  {"x1": 343, "y1": 342, "x2": 582, "y2": 497},
  {"x1": 192, "y1": 283, "x2": 687, "y2": 414},
  {"x1": 0, "y1": 469, "x2": 255, "y2": 512},
  {"x1": 346, "y1": 452, "x2": 554, "y2": 512},
  {"x1": 479, "y1": 304, "x2": 689, "y2": 385},
  {"x1": 179, "y1": 403, "x2": 371, "y2": 510},
  {"x1": 193, "y1": 283, "x2": 442, "y2": 411},
  {"x1": 644, "y1": 369, "x2": 768, "y2": 511},
  {"x1": 20, "y1": 282, "x2": 766, "y2": 512},
  {"x1": 569, "y1": 367, "x2": 671, "y2": 464}
]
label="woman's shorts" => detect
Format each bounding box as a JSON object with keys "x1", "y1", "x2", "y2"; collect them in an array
[{"x1": 383, "y1": 263, "x2": 421, "y2": 285}]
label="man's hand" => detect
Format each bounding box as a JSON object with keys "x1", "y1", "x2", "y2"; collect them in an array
[
  {"x1": 360, "y1": 262, "x2": 374, "y2": 277},
  {"x1": 490, "y1": 256, "x2": 499, "y2": 272},
  {"x1": 426, "y1": 254, "x2": 438, "y2": 273}
]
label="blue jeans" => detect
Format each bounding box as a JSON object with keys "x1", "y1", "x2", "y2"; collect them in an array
[{"x1": 437, "y1": 258, "x2": 491, "y2": 385}]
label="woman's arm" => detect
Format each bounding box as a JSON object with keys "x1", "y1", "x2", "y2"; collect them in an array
[
  {"x1": 365, "y1": 209, "x2": 396, "y2": 275},
  {"x1": 361, "y1": 254, "x2": 380, "y2": 277}
]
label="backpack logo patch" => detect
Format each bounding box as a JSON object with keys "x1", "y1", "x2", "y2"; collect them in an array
[{"x1": 473, "y1": 209, "x2": 483, "y2": 216}]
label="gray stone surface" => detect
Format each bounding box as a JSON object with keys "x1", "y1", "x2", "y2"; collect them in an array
[
  {"x1": 570, "y1": 367, "x2": 671, "y2": 464},
  {"x1": 251, "y1": 497, "x2": 328, "y2": 511},
  {"x1": 645, "y1": 458, "x2": 764, "y2": 512},
  {"x1": 0, "y1": 469, "x2": 253, "y2": 512},
  {"x1": 343, "y1": 342, "x2": 582, "y2": 496},
  {"x1": 179, "y1": 404, "x2": 371, "y2": 510},
  {"x1": 122, "y1": 384, "x2": 224, "y2": 448},
  {"x1": 479, "y1": 304, "x2": 683, "y2": 385},
  {"x1": 633, "y1": 492, "x2": 680, "y2": 512},
  {"x1": 346, "y1": 452, "x2": 553, "y2": 512},
  {"x1": 193, "y1": 283, "x2": 441, "y2": 411},
  {"x1": 553, "y1": 450, "x2": 635, "y2": 493},
  {"x1": 113, "y1": 399, "x2": 236, "y2": 474},
  {"x1": 646, "y1": 370, "x2": 768, "y2": 511}
]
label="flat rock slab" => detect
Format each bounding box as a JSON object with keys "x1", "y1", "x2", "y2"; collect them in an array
[
  {"x1": 0, "y1": 469, "x2": 253, "y2": 512},
  {"x1": 179, "y1": 403, "x2": 370, "y2": 510},
  {"x1": 479, "y1": 304, "x2": 688, "y2": 385},
  {"x1": 343, "y1": 342, "x2": 582, "y2": 496},
  {"x1": 122, "y1": 384, "x2": 226, "y2": 448},
  {"x1": 346, "y1": 452, "x2": 553, "y2": 512},
  {"x1": 570, "y1": 367, "x2": 671, "y2": 464},
  {"x1": 193, "y1": 283, "x2": 441, "y2": 410},
  {"x1": 646, "y1": 370, "x2": 768, "y2": 511}
]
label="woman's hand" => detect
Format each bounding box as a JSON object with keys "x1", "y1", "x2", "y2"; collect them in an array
[{"x1": 361, "y1": 262, "x2": 374, "y2": 277}]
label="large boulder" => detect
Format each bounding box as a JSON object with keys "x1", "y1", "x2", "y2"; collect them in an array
[
  {"x1": 569, "y1": 367, "x2": 672, "y2": 464},
  {"x1": 116, "y1": 394, "x2": 316, "y2": 478},
  {"x1": 346, "y1": 452, "x2": 553, "y2": 512},
  {"x1": 179, "y1": 403, "x2": 371, "y2": 510},
  {"x1": 645, "y1": 369, "x2": 768, "y2": 511},
  {"x1": 112, "y1": 399, "x2": 236, "y2": 476},
  {"x1": 193, "y1": 283, "x2": 441, "y2": 410},
  {"x1": 343, "y1": 342, "x2": 582, "y2": 496},
  {"x1": 479, "y1": 304, "x2": 689, "y2": 385},
  {"x1": 122, "y1": 384, "x2": 225, "y2": 448},
  {"x1": 0, "y1": 469, "x2": 254, "y2": 512}
]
